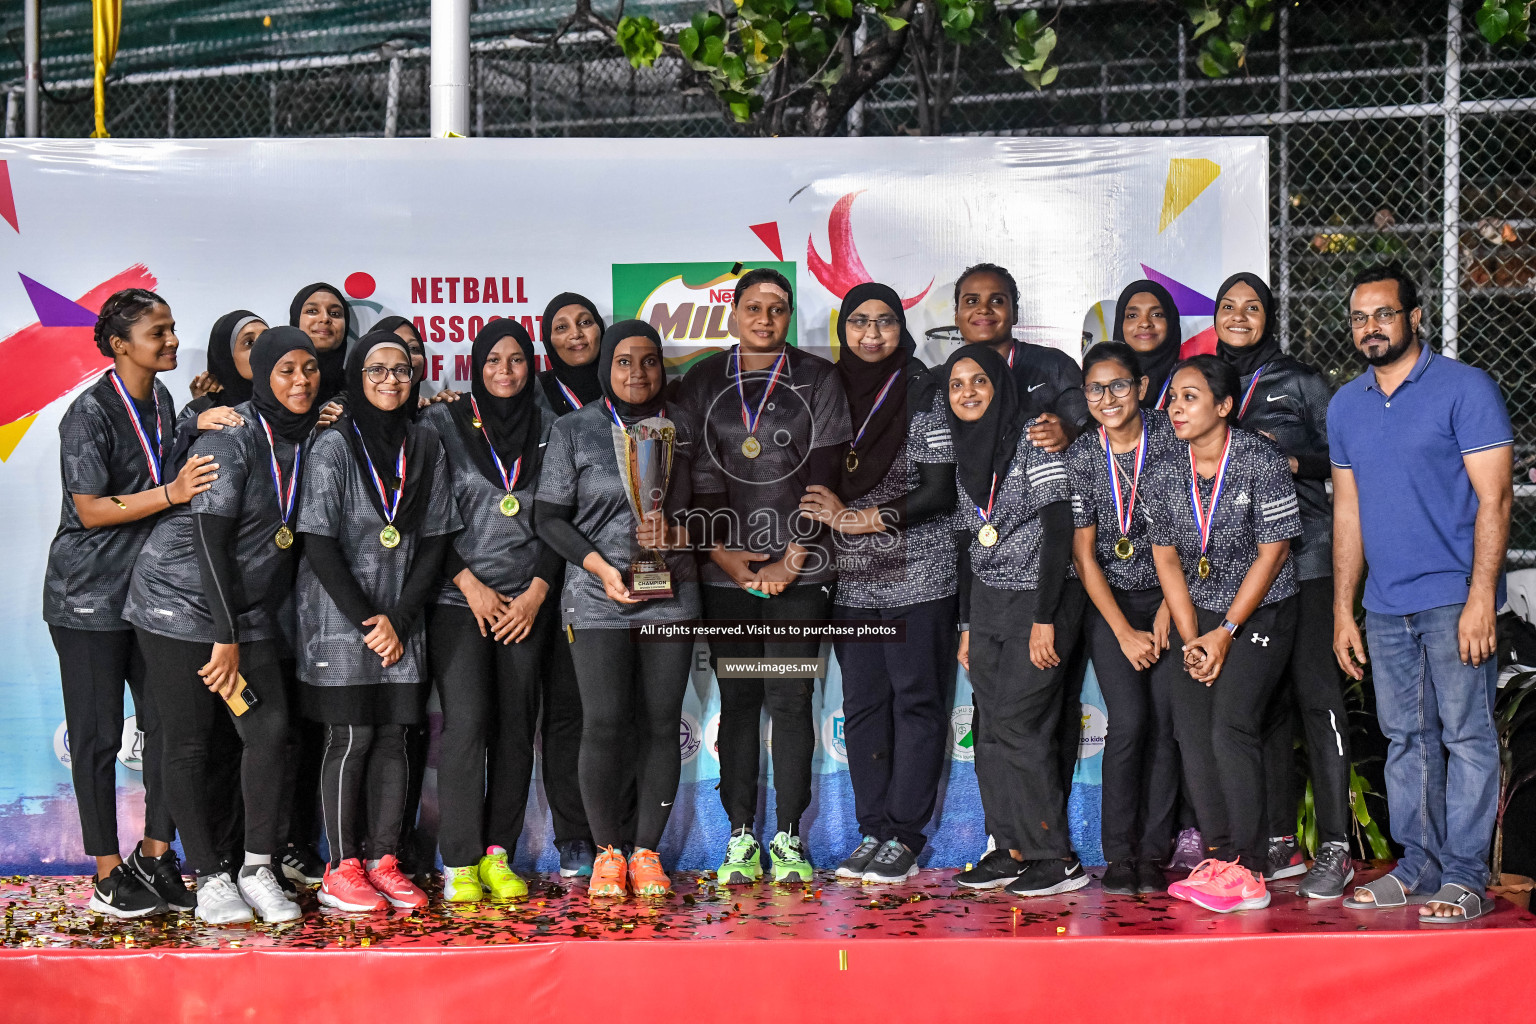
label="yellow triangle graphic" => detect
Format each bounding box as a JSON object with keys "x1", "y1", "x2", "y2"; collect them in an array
[
  {"x1": 1159, "y1": 158, "x2": 1221, "y2": 232},
  {"x1": 0, "y1": 415, "x2": 36, "y2": 462}
]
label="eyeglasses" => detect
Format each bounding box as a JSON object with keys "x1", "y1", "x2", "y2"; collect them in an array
[
  {"x1": 363, "y1": 364, "x2": 414, "y2": 383},
  {"x1": 1348, "y1": 307, "x2": 1405, "y2": 327},
  {"x1": 1084, "y1": 378, "x2": 1136, "y2": 401},
  {"x1": 844, "y1": 314, "x2": 901, "y2": 331}
]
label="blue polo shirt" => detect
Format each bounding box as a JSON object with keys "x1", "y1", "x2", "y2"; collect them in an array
[{"x1": 1329, "y1": 344, "x2": 1512, "y2": 616}]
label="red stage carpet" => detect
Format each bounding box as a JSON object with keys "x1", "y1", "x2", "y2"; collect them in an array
[{"x1": 3, "y1": 866, "x2": 1533, "y2": 1023}]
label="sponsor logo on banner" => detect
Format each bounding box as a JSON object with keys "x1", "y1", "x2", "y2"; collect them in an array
[
  {"x1": 612, "y1": 261, "x2": 799, "y2": 375},
  {"x1": 680, "y1": 712, "x2": 703, "y2": 764},
  {"x1": 1078, "y1": 704, "x2": 1107, "y2": 760},
  {"x1": 821, "y1": 708, "x2": 847, "y2": 764},
  {"x1": 53, "y1": 716, "x2": 144, "y2": 771},
  {"x1": 949, "y1": 705, "x2": 975, "y2": 762}
]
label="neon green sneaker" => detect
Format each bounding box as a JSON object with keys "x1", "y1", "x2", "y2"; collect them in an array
[
  {"x1": 442, "y1": 864, "x2": 483, "y2": 903},
  {"x1": 717, "y1": 829, "x2": 763, "y2": 885},
  {"x1": 769, "y1": 831, "x2": 813, "y2": 884},
  {"x1": 478, "y1": 846, "x2": 528, "y2": 900}
]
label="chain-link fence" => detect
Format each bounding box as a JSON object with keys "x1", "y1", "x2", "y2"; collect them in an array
[{"x1": 4, "y1": 0, "x2": 1536, "y2": 554}]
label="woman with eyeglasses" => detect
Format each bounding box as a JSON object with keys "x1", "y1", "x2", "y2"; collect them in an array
[
  {"x1": 797, "y1": 284, "x2": 956, "y2": 884},
  {"x1": 294, "y1": 331, "x2": 460, "y2": 913},
  {"x1": 1145, "y1": 355, "x2": 1302, "y2": 913},
  {"x1": 1065, "y1": 343, "x2": 1182, "y2": 895},
  {"x1": 1213, "y1": 273, "x2": 1353, "y2": 900}
]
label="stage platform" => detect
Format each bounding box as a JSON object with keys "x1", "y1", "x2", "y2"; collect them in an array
[{"x1": 3, "y1": 865, "x2": 1533, "y2": 1023}]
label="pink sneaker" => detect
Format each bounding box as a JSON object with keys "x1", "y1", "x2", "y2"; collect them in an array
[
  {"x1": 365, "y1": 854, "x2": 428, "y2": 909},
  {"x1": 319, "y1": 858, "x2": 388, "y2": 912},
  {"x1": 1167, "y1": 858, "x2": 1222, "y2": 903},
  {"x1": 1178, "y1": 860, "x2": 1270, "y2": 913}
]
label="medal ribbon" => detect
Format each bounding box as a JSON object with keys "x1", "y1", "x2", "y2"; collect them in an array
[
  {"x1": 975, "y1": 473, "x2": 999, "y2": 527},
  {"x1": 1102, "y1": 417, "x2": 1147, "y2": 539},
  {"x1": 1006, "y1": 345, "x2": 1016, "y2": 369},
  {"x1": 108, "y1": 370, "x2": 163, "y2": 485},
  {"x1": 850, "y1": 370, "x2": 903, "y2": 454},
  {"x1": 352, "y1": 423, "x2": 406, "y2": 525},
  {"x1": 1236, "y1": 363, "x2": 1268, "y2": 421},
  {"x1": 1188, "y1": 430, "x2": 1234, "y2": 557},
  {"x1": 1155, "y1": 376, "x2": 1172, "y2": 410},
  {"x1": 556, "y1": 379, "x2": 585, "y2": 412},
  {"x1": 469, "y1": 396, "x2": 521, "y2": 493},
  {"x1": 256, "y1": 413, "x2": 302, "y2": 527},
  {"x1": 732, "y1": 346, "x2": 787, "y2": 436}
]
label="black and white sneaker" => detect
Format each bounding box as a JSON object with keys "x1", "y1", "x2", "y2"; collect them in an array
[
  {"x1": 1262, "y1": 835, "x2": 1308, "y2": 881},
  {"x1": 955, "y1": 850, "x2": 1023, "y2": 890},
  {"x1": 1100, "y1": 860, "x2": 1138, "y2": 895},
  {"x1": 279, "y1": 842, "x2": 325, "y2": 886},
  {"x1": 863, "y1": 839, "x2": 919, "y2": 884},
  {"x1": 1135, "y1": 858, "x2": 1167, "y2": 894},
  {"x1": 1297, "y1": 842, "x2": 1355, "y2": 899},
  {"x1": 88, "y1": 864, "x2": 168, "y2": 919},
  {"x1": 1006, "y1": 858, "x2": 1090, "y2": 897},
  {"x1": 835, "y1": 836, "x2": 882, "y2": 879},
  {"x1": 127, "y1": 842, "x2": 196, "y2": 913}
]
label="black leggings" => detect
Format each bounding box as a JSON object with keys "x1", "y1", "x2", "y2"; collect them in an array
[
  {"x1": 1261, "y1": 576, "x2": 1353, "y2": 845},
  {"x1": 1173, "y1": 599, "x2": 1298, "y2": 870},
  {"x1": 568, "y1": 629, "x2": 691, "y2": 851},
  {"x1": 428, "y1": 603, "x2": 550, "y2": 867},
  {"x1": 320, "y1": 723, "x2": 408, "y2": 866},
  {"x1": 50, "y1": 626, "x2": 173, "y2": 857},
  {"x1": 1053, "y1": 580, "x2": 1090, "y2": 800},
  {"x1": 135, "y1": 630, "x2": 293, "y2": 875},
  {"x1": 541, "y1": 636, "x2": 599, "y2": 845},
  {"x1": 833, "y1": 595, "x2": 956, "y2": 853},
  {"x1": 705, "y1": 583, "x2": 831, "y2": 834},
  {"x1": 1087, "y1": 587, "x2": 1180, "y2": 863}
]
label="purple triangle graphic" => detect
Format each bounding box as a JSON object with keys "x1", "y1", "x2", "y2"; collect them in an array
[
  {"x1": 20, "y1": 273, "x2": 98, "y2": 327},
  {"x1": 1140, "y1": 264, "x2": 1215, "y2": 318}
]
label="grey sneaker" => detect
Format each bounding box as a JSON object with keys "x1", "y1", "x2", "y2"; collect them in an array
[
  {"x1": 238, "y1": 865, "x2": 303, "y2": 923},
  {"x1": 196, "y1": 872, "x2": 255, "y2": 925},
  {"x1": 835, "y1": 836, "x2": 882, "y2": 879},
  {"x1": 1297, "y1": 842, "x2": 1355, "y2": 900},
  {"x1": 862, "y1": 839, "x2": 919, "y2": 884},
  {"x1": 1167, "y1": 828, "x2": 1204, "y2": 871}
]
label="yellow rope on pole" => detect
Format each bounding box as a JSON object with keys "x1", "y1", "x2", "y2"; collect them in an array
[{"x1": 91, "y1": 0, "x2": 122, "y2": 138}]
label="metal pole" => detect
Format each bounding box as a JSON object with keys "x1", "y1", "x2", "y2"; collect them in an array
[
  {"x1": 23, "y1": 0, "x2": 39, "y2": 136},
  {"x1": 1277, "y1": 4, "x2": 1291, "y2": 352},
  {"x1": 5, "y1": 89, "x2": 18, "y2": 138},
  {"x1": 385, "y1": 55, "x2": 402, "y2": 138},
  {"x1": 430, "y1": 0, "x2": 470, "y2": 137},
  {"x1": 1177, "y1": 23, "x2": 1188, "y2": 122},
  {"x1": 1441, "y1": 0, "x2": 1462, "y2": 358}
]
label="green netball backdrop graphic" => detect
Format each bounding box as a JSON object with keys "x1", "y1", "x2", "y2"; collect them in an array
[{"x1": 612, "y1": 261, "x2": 799, "y2": 377}]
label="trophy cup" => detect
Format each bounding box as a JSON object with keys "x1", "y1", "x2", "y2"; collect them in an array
[{"x1": 619, "y1": 417, "x2": 677, "y2": 600}]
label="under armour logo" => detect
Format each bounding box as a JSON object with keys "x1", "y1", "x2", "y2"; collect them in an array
[{"x1": 1250, "y1": 633, "x2": 1270, "y2": 646}]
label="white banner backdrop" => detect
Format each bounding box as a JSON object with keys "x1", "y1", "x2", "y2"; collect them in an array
[{"x1": 0, "y1": 136, "x2": 1266, "y2": 872}]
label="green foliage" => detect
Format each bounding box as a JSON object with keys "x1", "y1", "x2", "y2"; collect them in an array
[
  {"x1": 1186, "y1": 0, "x2": 1276, "y2": 78},
  {"x1": 615, "y1": 15, "x2": 665, "y2": 68},
  {"x1": 1477, "y1": 0, "x2": 1532, "y2": 46},
  {"x1": 1000, "y1": 9, "x2": 1059, "y2": 90}
]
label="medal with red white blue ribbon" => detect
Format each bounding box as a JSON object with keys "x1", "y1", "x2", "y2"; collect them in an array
[
  {"x1": 846, "y1": 369, "x2": 902, "y2": 474},
  {"x1": 469, "y1": 396, "x2": 523, "y2": 517},
  {"x1": 733, "y1": 346, "x2": 786, "y2": 459},
  {"x1": 976, "y1": 474, "x2": 1000, "y2": 548},
  {"x1": 556, "y1": 379, "x2": 585, "y2": 412},
  {"x1": 1236, "y1": 364, "x2": 1269, "y2": 421},
  {"x1": 353, "y1": 423, "x2": 407, "y2": 548},
  {"x1": 1188, "y1": 430, "x2": 1233, "y2": 579},
  {"x1": 107, "y1": 370, "x2": 163, "y2": 485},
  {"x1": 1102, "y1": 416, "x2": 1146, "y2": 560},
  {"x1": 256, "y1": 412, "x2": 302, "y2": 548}
]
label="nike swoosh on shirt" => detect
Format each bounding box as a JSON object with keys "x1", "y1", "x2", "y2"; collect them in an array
[
  {"x1": 1266, "y1": 394, "x2": 1285, "y2": 402},
  {"x1": 1027, "y1": 383, "x2": 1046, "y2": 392}
]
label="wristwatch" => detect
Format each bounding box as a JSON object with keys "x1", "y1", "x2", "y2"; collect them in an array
[{"x1": 1220, "y1": 618, "x2": 1241, "y2": 636}]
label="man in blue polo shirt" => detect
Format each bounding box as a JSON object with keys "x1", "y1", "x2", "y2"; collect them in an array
[{"x1": 1330, "y1": 263, "x2": 1512, "y2": 922}]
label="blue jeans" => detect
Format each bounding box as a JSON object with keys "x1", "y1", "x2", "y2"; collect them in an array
[{"x1": 1365, "y1": 604, "x2": 1499, "y2": 892}]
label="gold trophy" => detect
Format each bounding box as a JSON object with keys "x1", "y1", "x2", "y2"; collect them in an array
[{"x1": 619, "y1": 417, "x2": 677, "y2": 600}]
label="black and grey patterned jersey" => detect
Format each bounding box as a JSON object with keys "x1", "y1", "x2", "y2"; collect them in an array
[
  {"x1": 1066, "y1": 409, "x2": 1181, "y2": 592},
  {"x1": 423, "y1": 402, "x2": 554, "y2": 607},
  {"x1": 294, "y1": 424, "x2": 460, "y2": 687},
  {"x1": 536, "y1": 402, "x2": 702, "y2": 629},
  {"x1": 43, "y1": 373, "x2": 176, "y2": 631},
  {"x1": 677, "y1": 345, "x2": 852, "y2": 586},
  {"x1": 834, "y1": 393, "x2": 957, "y2": 609},
  {"x1": 1143, "y1": 427, "x2": 1302, "y2": 613},
  {"x1": 948, "y1": 428, "x2": 1072, "y2": 591},
  {"x1": 124, "y1": 403, "x2": 305, "y2": 646}
]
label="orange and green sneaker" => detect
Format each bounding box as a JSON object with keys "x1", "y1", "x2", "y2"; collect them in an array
[
  {"x1": 589, "y1": 845, "x2": 628, "y2": 898},
  {"x1": 628, "y1": 848, "x2": 672, "y2": 896}
]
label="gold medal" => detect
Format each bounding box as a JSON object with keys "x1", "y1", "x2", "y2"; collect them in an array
[
  {"x1": 499, "y1": 493, "x2": 520, "y2": 517},
  {"x1": 742, "y1": 435, "x2": 762, "y2": 459},
  {"x1": 845, "y1": 450, "x2": 859, "y2": 473},
  {"x1": 471, "y1": 417, "x2": 482, "y2": 429},
  {"x1": 380, "y1": 524, "x2": 401, "y2": 549},
  {"x1": 978, "y1": 524, "x2": 999, "y2": 548},
  {"x1": 274, "y1": 525, "x2": 294, "y2": 550},
  {"x1": 1197, "y1": 555, "x2": 1211, "y2": 579},
  {"x1": 1114, "y1": 536, "x2": 1133, "y2": 560}
]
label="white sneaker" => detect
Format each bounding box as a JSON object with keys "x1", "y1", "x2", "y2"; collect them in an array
[
  {"x1": 196, "y1": 872, "x2": 255, "y2": 925},
  {"x1": 237, "y1": 865, "x2": 304, "y2": 923}
]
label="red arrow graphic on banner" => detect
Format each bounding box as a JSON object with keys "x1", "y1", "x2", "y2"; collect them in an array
[{"x1": 807, "y1": 191, "x2": 932, "y2": 308}]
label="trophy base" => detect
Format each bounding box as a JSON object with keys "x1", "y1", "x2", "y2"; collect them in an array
[{"x1": 628, "y1": 566, "x2": 674, "y2": 601}]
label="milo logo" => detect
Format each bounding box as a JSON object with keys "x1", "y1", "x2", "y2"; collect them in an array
[{"x1": 612, "y1": 261, "x2": 799, "y2": 375}]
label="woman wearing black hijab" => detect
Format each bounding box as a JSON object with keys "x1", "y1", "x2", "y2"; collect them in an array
[
  {"x1": 535, "y1": 320, "x2": 701, "y2": 899},
  {"x1": 539, "y1": 293, "x2": 606, "y2": 414},
  {"x1": 169, "y1": 311, "x2": 265, "y2": 479},
  {"x1": 295, "y1": 330, "x2": 459, "y2": 913},
  {"x1": 125, "y1": 326, "x2": 322, "y2": 925},
  {"x1": 796, "y1": 283, "x2": 956, "y2": 884},
  {"x1": 290, "y1": 282, "x2": 352, "y2": 409},
  {"x1": 423, "y1": 320, "x2": 561, "y2": 903},
  {"x1": 1112, "y1": 280, "x2": 1183, "y2": 410},
  {"x1": 373, "y1": 315, "x2": 434, "y2": 409},
  {"x1": 941, "y1": 345, "x2": 1087, "y2": 898},
  {"x1": 1211, "y1": 272, "x2": 1352, "y2": 899}
]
